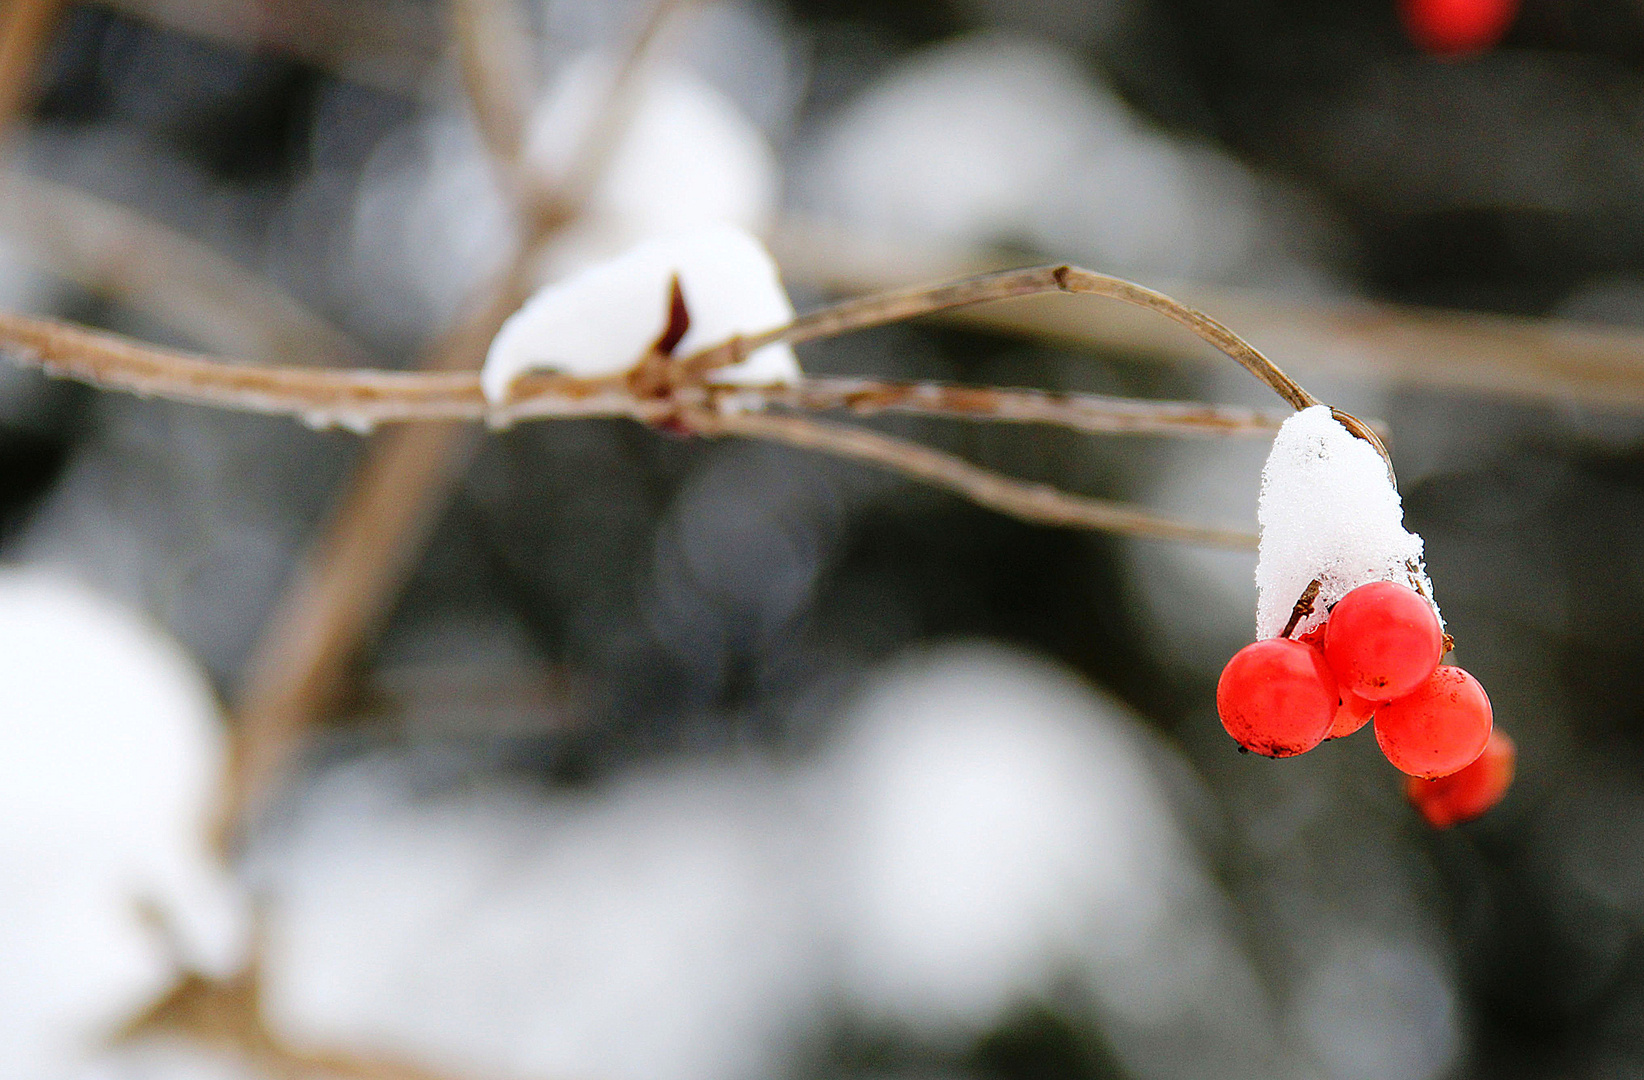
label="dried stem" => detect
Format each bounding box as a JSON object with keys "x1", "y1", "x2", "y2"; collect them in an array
[
  {"x1": 221, "y1": 0, "x2": 697, "y2": 845},
  {"x1": 451, "y1": 0, "x2": 537, "y2": 179},
  {"x1": 695, "y1": 409, "x2": 1256, "y2": 549},
  {"x1": 100, "y1": 0, "x2": 445, "y2": 97},
  {"x1": 725, "y1": 264, "x2": 1317, "y2": 410},
  {"x1": 526, "y1": 0, "x2": 697, "y2": 228},
  {"x1": 1281, "y1": 579, "x2": 1322, "y2": 639},
  {"x1": 0, "y1": 170, "x2": 377, "y2": 366},
  {"x1": 220, "y1": 281, "x2": 522, "y2": 848},
  {"x1": 0, "y1": 309, "x2": 1287, "y2": 437},
  {"x1": 773, "y1": 221, "x2": 1644, "y2": 413}
]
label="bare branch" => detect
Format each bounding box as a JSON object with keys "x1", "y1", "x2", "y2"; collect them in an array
[
  {"x1": 773, "y1": 218, "x2": 1644, "y2": 411},
  {"x1": 525, "y1": 0, "x2": 698, "y2": 229},
  {"x1": 0, "y1": 170, "x2": 377, "y2": 366},
  {"x1": 717, "y1": 376, "x2": 1285, "y2": 436},
  {"x1": 729, "y1": 264, "x2": 1319, "y2": 411},
  {"x1": 0, "y1": 309, "x2": 1287, "y2": 439},
  {"x1": 222, "y1": 0, "x2": 700, "y2": 846},
  {"x1": 694, "y1": 409, "x2": 1256, "y2": 550},
  {"x1": 98, "y1": 0, "x2": 445, "y2": 97},
  {"x1": 450, "y1": 0, "x2": 536, "y2": 185}
]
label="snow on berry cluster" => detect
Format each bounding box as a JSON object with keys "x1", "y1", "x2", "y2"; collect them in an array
[{"x1": 1218, "y1": 406, "x2": 1514, "y2": 827}]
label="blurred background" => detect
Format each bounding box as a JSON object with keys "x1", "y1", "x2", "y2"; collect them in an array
[{"x1": 3, "y1": 0, "x2": 1644, "y2": 1077}]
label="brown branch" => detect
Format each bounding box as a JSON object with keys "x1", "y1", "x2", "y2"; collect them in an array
[
  {"x1": 96, "y1": 0, "x2": 445, "y2": 98},
  {"x1": 694, "y1": 409, "x2": 1256, "y2": 550},
  {"x1": 523, "y1": 0, "x2": 698, "y2": 230},
  {"x1": 222, "y1": 0, "x2": 699, "y2": 847},
  {"x1": 730, "y1": 264, "x2": 1319, "y2": 410},
  {"x1": 0, "y1": 170, "x2": 377, "y2": 366},
  {"x1": 0, "y1": 309, "x2": 1288, "y2": 439},
  {"x1": 772, "y1": 220, "x2": 1644, "y2": 411},
  {"x1": 450, "y1": 0, "x2": 536, "y2": 188},
  {"x1": 0, "y1": 0, "x2": 65, "y2": 141},
  {"x1": 730, "y1": 377, "x2": 1285, "y2": 436}
]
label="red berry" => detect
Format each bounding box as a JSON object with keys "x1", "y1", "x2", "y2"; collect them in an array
[
  {"x1": 1375, "y1": 665, "x2": 1493, "y2": 778},
  {"x1": 1324, "y1": 581, "x2": 1443, "y2": 702},
  {"x1": 1398, "y1": 0, "x2": 1518, "y2": 56},
  {"x1": 1217, "y1": 639, "x2": 1338, "y2": 758},
  {"x1": 1329, "y1": 689, "x2": 1377, "y2": 739},
  {"x1": 1406, "y1": 728, "x2": 1515, "y2": 827}
]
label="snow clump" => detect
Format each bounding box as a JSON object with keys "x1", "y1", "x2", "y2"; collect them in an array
[
  {"x1": 0, "y1": 571, "x2": 247, "y2": 1077},
  {"x1": 482, "y1": 224, "x2": 800, "y2": 403},
  {"x1": 1255, "y1": 405, "x2": 1436, "y2": 640}
]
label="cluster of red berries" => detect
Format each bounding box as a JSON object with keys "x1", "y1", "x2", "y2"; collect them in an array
[{"x1": 1217, "y1": 580, "x2": 1514, "y2": 826}]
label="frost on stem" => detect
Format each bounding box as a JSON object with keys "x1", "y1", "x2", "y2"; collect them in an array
[
  {"x1": 1255, "y1": 404, "x2": 1438, "y2": 641},
  {"x1": 482, "y1": 225, "x2": 801, "y2": 404}
]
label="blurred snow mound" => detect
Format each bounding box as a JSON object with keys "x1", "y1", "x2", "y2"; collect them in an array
[
  {"x1": 0, "y1": 571, "x2": 246, "y2": 1078},
  {"x1": 258, "y1": 642, "x2": 1292, "y2": 1080},
  {"x1": 258, "y1": 758, "x2": 822, "y2": 1080},
  {"x1": 349, "y1": 50, "x2": 778, "y2": 341},
  {"x1": 1256, "y1": 405, "x2": 1435, "y2": 640},
  {"x1": 797, "y1": 33, "x2": 1316, "y2": 283},
  {"x1": 827, "y1": 642, "x2": 1178, "y2": 1028},
  {"x1": 483, "y1": 224, "x2": 799, "y2": 401},
  {"x1": 826, "y1": 643, "x2": 1298, "y2": 1080}
]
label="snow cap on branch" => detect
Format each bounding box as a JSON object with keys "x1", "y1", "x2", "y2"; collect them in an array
[
  {"x1": 1255, "y1": 404, "x2": 1438, "y2": 640},
  {"x1": 482, "y1": 225, "x2": 801, "y2": 403}
]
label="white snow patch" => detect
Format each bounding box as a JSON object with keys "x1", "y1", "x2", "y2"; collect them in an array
[
  {"x1": 482, "y1": 224, "x2": 799, "y2": 402},
  {"x1": 0, "y1": 571, "x2": 247, "y2": 1078},
  {"x1": 827, "y1": 644, "x2": 1179, "y2": 1028},
  {"x1": 257, "y1": 759, "x2": 821, "y2": 1080},
  {"x1": 1255, "y1": 405, "x2": 1435, "y2": 640},
  {"x1": 252, "y1": 641, "x2": 1296, "y2": 1080}
]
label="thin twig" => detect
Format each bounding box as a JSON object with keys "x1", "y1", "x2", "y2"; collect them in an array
[
  {"x1": 99, "y1": 0, "x2": 445, "y2": 97},
  {"x1": 0, "y1": 309, "x2": 1288, "y2": 436},
  {"x1": 221, "y1": 0, "x2": 698, "y2": 846},
  {"x1": 730, "y1": 264, "x2": 1319, "y2": 411},
  {"x1": 450, "y1": 0, "x2": 536, "y2": 190},
  {"x1": 694, "y1": 409, "x2": 1256, "y2": 550},
  {"x1": 772, "y1": 219, "x2": 1644, "y2": 411},
  {"x1": 525, "y1": 0, "x2": 697, "y2": 229},
  {"x1": 722, "y1": 376, "x2": 1285, "y2": 436},
  {"x1": 0, "y1": 170, "x2": 377, "y2": 366}
]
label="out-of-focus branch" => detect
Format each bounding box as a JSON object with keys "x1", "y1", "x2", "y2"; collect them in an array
[
  {"x1": 94, "y1": 0, "x2": 444, "y2": 97},
  {"x1": 0, "y1": 308, "x2": 1287, "y2": 437},
  {"x1": 773, "y1": 217, "x2": 1644, "y2": 409},
  {"x1": 222, "y1": 0, "x2": 697, "y2": 847},
  {"x1": 695, "y1": 409, "x2": 1256, "y2": 549},
  {"x1": 0, "y1": 0, "x2": 65, "y2": 140},
  {"x1": 450, "y1": 0, "x2": 535, "y2": 185},
  {"x1": 532, "y1": 0, "x2": 693, "y2": 225},
  {"x1": 0, "y1": 170, "x2": 377, "y2": 366}
]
